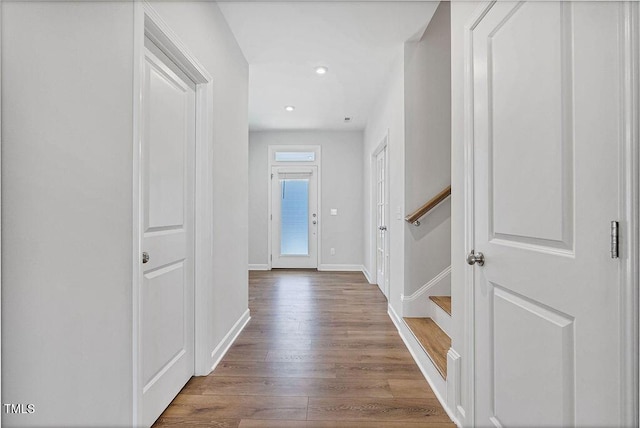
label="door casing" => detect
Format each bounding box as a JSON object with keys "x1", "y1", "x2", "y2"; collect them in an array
[
  {"x1": 458, "y1": 2, "x2": 640, "y2": 426},
  {"x1": 132, "y1": 3, "x2": 215, "y2": 425},
  {"x1": 267, "y1": 145, "x2": 321, "y2": 270},
  {"x1": 371, "y1": 134, "x2": 390, "y2": 298},
  {"x1": 271, "y1": 166, "x2": 318, "y2": 268}
]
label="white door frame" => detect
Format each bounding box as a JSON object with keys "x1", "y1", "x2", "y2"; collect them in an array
[
  {"x1": 0, "y1": 1, "x2": 4, "y2": 424},
  {"x1": 461, "y1": 2, "x2": 639, "y2": 426},
  {"x1": 622, "y1": 3, "x2": 640, "y2": 425},
  {"x1": 267, "y1": 145, "x2": 321, "y2": 270},
  {"x1": 132, "y1": 3, "x2": 215, "y2": 425},
  {"x1": 371, "y1": 133, "x2": 390, "y2": 297}
]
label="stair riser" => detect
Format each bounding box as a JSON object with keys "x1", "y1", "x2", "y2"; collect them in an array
[{"x1": 431, "y1": 301, "x2": 451, "y2": 337}]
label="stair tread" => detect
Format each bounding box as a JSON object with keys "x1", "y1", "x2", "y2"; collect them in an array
[
  {"x1": 403, "y1": 317, "x2": 451, "y2": 379},
  {"x1": 429, "y1": 296, "x2": 452, "y2": 316}
]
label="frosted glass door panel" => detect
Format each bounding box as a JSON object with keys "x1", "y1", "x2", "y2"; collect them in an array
[
  {"x1": 280, "y1": 179, "x2": 309, "y2": 255},
  {"x1": 271, "y1": 166, "x2": 318, "y2": 269}
]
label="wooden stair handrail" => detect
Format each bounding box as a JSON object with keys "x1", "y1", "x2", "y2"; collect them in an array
[{"x1": 405, "y1": 185, "x2": 451, "y2": 226}]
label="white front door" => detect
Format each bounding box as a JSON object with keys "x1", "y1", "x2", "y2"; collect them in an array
[
  {"x1": 469, "y1": 2, "x2": 625, "y2": 426},
  {"x1": 271, "y1": 166, "x2": 318, "y2": 268},
  {"x1": 375, "y1": 147, "x2": 388, "y2": 297},
  {"x1": 140, "y1": 40, "x2": 195, "y2": 426}
]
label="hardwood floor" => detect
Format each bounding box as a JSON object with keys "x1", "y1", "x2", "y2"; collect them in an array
[{"x1": 153, "y1": 270, "x2": 454, "y2": 427}]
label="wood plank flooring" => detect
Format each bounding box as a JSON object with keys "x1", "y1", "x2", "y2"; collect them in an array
[{"x1": 153, "y1": 270, "x2": 454, "y2": 427}]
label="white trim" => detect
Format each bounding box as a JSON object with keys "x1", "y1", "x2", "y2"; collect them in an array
[
  {"x1": 371, "y1": 132, "x2": 390, "y2": 298},
  {"x1": 133, "y1": 3, "x2": 215, "y2": 424},
  {"x1": 317, "y1": 264, "x2": 364, "y2": 272},
  {"x1": 0, "y1": 0, "x2": 3, "y2": 421},
  {"x1": 210, "y1": 309, "x2": 251, "y2": 372},
  {"x1": 461, "y1": 4, "x2": 494, "y2": 425},
  {"x1": 447, "y1": 348, "x2": 464, "y2": 426},
  {"x1": 401, "y1": 267, "x2": 452, "y2": 318},
  {"x1": 142, "y1": 5, "x2": 212, "y2": 83},
  {"x1": 131, "y1": 5, "x2": 144, "y2": 424},
  {"x1": 362, "y1": 266, "x2": 374, "y2": 284},
  {"x1": 635, "y1": 7, "x2": 640, "y2": 427},
  {"x1": 621, "y1": 3, "x2": 640, "y2": 426},
  {"x1": 248, "y1": 264, "x2": 270, "y2": 271},
  {"x1": 388, "y1": 304, "x2": 460, "y2": 426},
  {"x1": 267, "y1": 145, "x2": 322, "y2": 270},
  {"x1": 402, "y1": 266, "x2": 451, "y2": 302}
]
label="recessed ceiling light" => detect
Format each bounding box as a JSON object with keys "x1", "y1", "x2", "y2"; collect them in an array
[
  {"x1": 284, "y1": 105, "x2": 295, "y2": 112},
  {"x1": 315, "y1": 66, "x2": 328, "y2": 75}
]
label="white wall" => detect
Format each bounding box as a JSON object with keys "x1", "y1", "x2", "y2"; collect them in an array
[
  {"x1": 403, "y1": 2, "x2": 451, "y2": 300},
  {"x1": 249, "y1": 131, "x2": 363, "y2": 269},
  {"x1": 2, "y1": 3, "x2": 135, "y2": 425},
  {"x1": 1, "y1": 2, "x2": 248, "y2": 426},
  {"x1": 363, "y1": 52, "x2": 406, "y2": 311}
]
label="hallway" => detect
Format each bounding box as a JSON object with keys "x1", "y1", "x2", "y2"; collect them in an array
[{"x1": 154, "y1": 270, "x2": 454, "y2": 427}]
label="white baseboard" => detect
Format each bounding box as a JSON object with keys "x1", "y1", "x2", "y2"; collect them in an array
[
  {"x1": 388, "y1": 304, "x2": 459, "y2": 426},
  {"x1": 209, "y1": 309, "x2": 250, "y2": 373},
  {"x1": 447, "y1": 347, "x2": 465, "y2": 426},
  {"x1": 317, "y1": 264, "x2": 364, "y2": 272},
  {"x1": 362, "y1": 266, "x2": 374, "y2": 284},
  {"x1": 401, "y1": 266, "x2": 451, "y2": 317},
  {"x1": 248, "y1": 264, "x2": 269, "y2": 271}
]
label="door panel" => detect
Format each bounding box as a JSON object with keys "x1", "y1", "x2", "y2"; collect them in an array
[
  {"x1": 271, "y1": 166, "x2": 318, "y2": 268},
  {"x1": 141, "y1": 42, "x2": 195, "y2": 427},
  {"x1": 280, "y1": 179, "x2": 310, "y2": 255},
  {"x1": 492, "y1": 286, "x2": 574, "y2": 427},
  {"x1": 489, "y1": 2, "x2": 572, "y2": 247},
  {"x1": 143, "y1": 262, "x2": 186, "y2": 385},
  {"x1": 375, "y1": 148, "x2": 388, "y2": 297},
  {"x1": 470, "y1": 2, "x2": 622, "y2": 426},
  {"x1": 145, "y1": 61, "x2": 188, "y2": 230}
]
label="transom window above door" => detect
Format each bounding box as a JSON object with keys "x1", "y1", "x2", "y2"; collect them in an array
[
  {"x1": 274, "y1": 151, "x2": 316, "y2": 162},
  {"x1": 270, "y1": 145, "x2": 321, "y2": 167}
]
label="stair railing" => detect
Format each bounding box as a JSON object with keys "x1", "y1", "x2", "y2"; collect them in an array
[{"x1": 405, "y1": 185, "x2": 451, "y2": 226}]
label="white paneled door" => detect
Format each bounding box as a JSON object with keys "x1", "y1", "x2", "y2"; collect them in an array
[
  {"x1": 140, "y1": 40, "x2": 195, "y2": 427},
  {"x1": 469, "y1": 2, "x2": 626, "y2": 426},
  {"x1": 375, "y1": 147, "x2": 388, "y2": 298},
  {"x1": 271, "y1": 166, "x2": 318, "y2": 268}
]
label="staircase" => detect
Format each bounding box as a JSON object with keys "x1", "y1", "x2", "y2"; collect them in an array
[
  {"x1": 403, "y1": 295, "x2": 451, "y2": 379},
  {"x1": 401, "y1": 186, "x2": 453, "y2": 393}
]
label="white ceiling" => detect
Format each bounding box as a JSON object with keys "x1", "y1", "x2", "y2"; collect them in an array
[{"x1": 218, "y1": 1, "x2": 439, "y2": 131}]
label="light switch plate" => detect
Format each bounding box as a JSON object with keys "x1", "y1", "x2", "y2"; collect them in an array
[{"x1": 330, "y1": 209, "x2": 338, "y2": 216}]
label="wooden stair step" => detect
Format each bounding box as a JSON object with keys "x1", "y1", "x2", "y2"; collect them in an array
[
  {"x1": 403, "y1": 317, "x2": 451, "y2": 379},
  {"x1": 429, "y1": 296, "x2": 451, "y2": 316}
]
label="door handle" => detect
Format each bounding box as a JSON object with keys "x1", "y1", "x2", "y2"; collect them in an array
[
  {"x1": 142, "y1": 252, "x2": 150, "y2": 264},
  {"x1": 466, "y1": 250, "x2": 484, "y2": 266}
]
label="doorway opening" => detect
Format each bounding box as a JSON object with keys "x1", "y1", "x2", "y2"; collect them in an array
[
  {"x1": 372, "y1": 136, "x2": 389, "y2": 298},
  {"x1": 133, "y1": 4, "x2": 215, "y2": 426},
  {"x1": 268, "y1": 146, "x2": 321, "y2": 269}
]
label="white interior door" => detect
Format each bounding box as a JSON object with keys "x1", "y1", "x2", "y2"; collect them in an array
[
  {"x1": 140, "y1": 40, "x2": 195, "y2": 427},
  {"x1": 271, "y1": 166, "x2": 318, "y2": 269},
  {"x1": 469, "y1": 2, "x2": 624, "y2": 426},
  {"x1": 375, "y1": 147, "x2": 389, "y2": 297}
]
